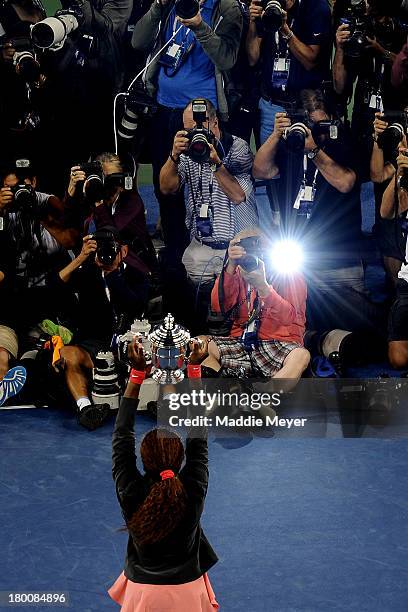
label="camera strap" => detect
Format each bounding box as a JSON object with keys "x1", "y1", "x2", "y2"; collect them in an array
[
  {"x1": 187, "y1": 164, "x2": 215, "y2": 238},
  {"x1": 293, "y1": 155, "x2": 318, "y2": 213}
]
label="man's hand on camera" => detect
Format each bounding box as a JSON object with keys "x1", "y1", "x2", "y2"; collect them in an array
[
  {"x1": 280, "y1": 11, "x2": 291, "y2": 38},
  {"x1": 128, "y1": 338, "x2": 147, "y2": 372},
  {"x1": 249, "y1": 0, "x2": 263, "y2": 22},
  {"x1": 172, "y1": 130, "x2": 189, "y2": 162},
  {"x1": 1, "y1": 42, "x2": 15, "y2": 62},
  {"x1": 239, "y1": 260, "x2": 269, "y2": 296},
  {"x1": 68, "y1": 166, "x2": 86, "y2": 197},
  {"x1": 0, "y1": 187, "x2": 13, "y2": 212},
  {"x1": 336, "y1": 24, "x2": 350, "y2": 49},
  {"x1": 304, "y1": 128, "x2": 318, "y2": 153},
  {"x1": 78, "y1": 235, "x2": 97, "y2": 264},
  {"x1": 227, "y1": 238, "x2": 246, "y2": 269},
  {"x1": 373, "y1": 113, "x2": 388, "y2": 140},
  {"x1": 273, "y1": 112, "x2": 291, "y2": 139},
  {"x1": 177, "y1": 11, "x2": 203, "y2": 29},
  {"x1": 209, "y1": 144, "x2": 222, "y2": 166}
]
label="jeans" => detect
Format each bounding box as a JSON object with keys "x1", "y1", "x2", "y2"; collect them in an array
[{"x1": 258, "y1": 97, "x2": 285, "y2": 145}]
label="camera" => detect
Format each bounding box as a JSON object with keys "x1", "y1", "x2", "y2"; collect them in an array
[
  {"x1": 175, "y1": 0, "x2": 200, "y2": 19},
  {"x1": 237, "y1": 235, "x2": 263, "y2": 272},
  {"x1": 311, "y1": 119, "x2": 343, "y2": 145},
  {"x1": 185, "y1": 99, "x2": 216, "y2": 164},
  {"x1": 118, "y1": 86, "x2": 158, "y2": 143},
  {"x1": 80, "y1": 161, "x2": 104, "y2": 201},
  {"x1": 0, "y1": 36, "x2": 41, "y2": 83},
  {"x1": 31, "y1": 0, "x2": 84, "y2": 50},
  {"x1": 341, "y1": 1, "x2": 373, "y2": 58},
  {"x1": 260, "y1": 0, "x2": 286, "y2": 33},
  {"x1": 377, "y1": 111, "x2": 408, "y2": 151},
  {"x1": 10, "y1": 184, "x2": 37, "y2": 212},
  {"x1": 88, "y1": 228, "x2": 121, "y2": 267},
  {"x1": 283, "y1": 110, "x2": 310, "y2": 152}
]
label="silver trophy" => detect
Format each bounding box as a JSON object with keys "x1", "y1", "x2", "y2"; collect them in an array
[{"x1": 149, "y1": 313, "x2": 191, "y2": 384}]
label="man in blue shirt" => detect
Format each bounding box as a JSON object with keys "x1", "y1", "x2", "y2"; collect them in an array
[
  {"x1": 132, "y1": 0, "x2": 242, "y2": 264},
  {"x1": 246, "y1": 0, "x2": 332, "y2": 144}
]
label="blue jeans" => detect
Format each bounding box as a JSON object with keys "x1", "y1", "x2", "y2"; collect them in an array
[{"x1": 258, "y1": 97, "x2": 285, "y2": 145}]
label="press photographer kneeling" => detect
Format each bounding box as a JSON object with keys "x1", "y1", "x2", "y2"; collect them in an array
[{"x1": 195, "y1": 228, "x2": 310, "y2": 382}]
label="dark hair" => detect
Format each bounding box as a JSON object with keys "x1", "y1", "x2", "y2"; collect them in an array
[
  {"x1": 300, "y1": 89, "x2": 327, "y2": 115},
  {"x1": 127, "y1": 429, "x2": 188, "y2": 546}
]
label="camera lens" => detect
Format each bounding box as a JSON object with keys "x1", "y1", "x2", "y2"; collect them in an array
[
  {"x1": 84, "y1": 174, "x2": 104, "y2": 202},
  {"x1": 174, "y1": 0, "x2": 200, "y2": 19},
  {"x1": 238, "y1": 254, "x2": 259, "y2": 272},
  {"x1": 285, "y1": 123, "x2": 308, "y2": 153},
  {"x1": 377, "y1": 124, "x2": 405, "y2": 151},
  {"x1": 14, "y1": 52, "x2": 41, "y2": 83},
  {"x1": 262, "y1": 0, "x2": 284, "y2": 33},
  {"x1": 189, "y1": 133, "x2": 211, "y2": 163}
]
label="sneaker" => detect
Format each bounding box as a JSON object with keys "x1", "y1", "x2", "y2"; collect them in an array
[
  {"x1": 78, "y1": 402, "x2": 110, "y2": 431},
  {"x1": 0, "y1": 366, "x2": 27, "y2": 407}
]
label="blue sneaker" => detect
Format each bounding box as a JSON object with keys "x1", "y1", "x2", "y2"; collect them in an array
[{"x1": 0, "y1": 366, "x2": 27, "y2": 407}]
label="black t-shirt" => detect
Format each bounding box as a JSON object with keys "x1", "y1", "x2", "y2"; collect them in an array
[
  {"x1": 273, "y1": 130, "x2": 363, "y2": 268},
  {"x1": 259, "y1": 0, "x2": 332, "y2": 100}
]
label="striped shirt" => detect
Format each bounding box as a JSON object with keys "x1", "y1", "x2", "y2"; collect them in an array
[{"x1": 178, "y1": 135, "x2": 258, "y2": 243}]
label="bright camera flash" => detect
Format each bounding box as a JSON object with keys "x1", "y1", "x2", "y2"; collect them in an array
[{"x1": 271, "y1": 240, "x2": 304, "y2": 274}]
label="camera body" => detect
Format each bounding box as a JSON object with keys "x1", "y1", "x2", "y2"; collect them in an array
[
  {"x1": 79, "y1": 161, "x2": 133, "y2": 202},
  {"x1": 311, "y1": 119, "x2": 343, "y2": 144},
  {"x1": 341, "y1": 1, "x2": 373, "y2": 58},
  {"x1": 185, "y1": 99, "x2": 216, "y2": 164},
  {"x1": 237, "y1": 235, "x2": 263, "y2": 272},
  {"x1": 88, "y1": 228, "x2": 121, "y2": 267},
  {"x1": 283, "y1": 110, "x2": 311, "y2": 152},
  {"x1": 260, "y1": 0, "x2": 286, "y2": 33},
  {"x1": 10, "y1": 183, "x2": 37, "y2": 212},
  {"x1": 377, "y1": 111, "x2": 408, "y2": 152},
  {"x1": 1, "y1": 36, "x2": 41, "y2": 83}
]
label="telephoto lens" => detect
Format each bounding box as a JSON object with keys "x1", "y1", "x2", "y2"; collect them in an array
[
  {"x1": 261, "y1": 0, "x2": 286, "y2": 33},
  {"x1": 91, "y1": 351, "x2": 121, "y2": 410},
  {"x1": 174, "y1": 0, "x2": 200, "y2": 19},
  {"x1": 284, "y1": 123, "x2": 308, "y2": 152},
  {"x1": 10, "y1": 184, "x2": 36, "y2": 211},
  {"x1": 31, "y1": 10, "x2": 81, "y2": 50},
  {"x1": 187, "y1": 132, "x2": 212, "y2": 163},
  {"x1": 13, "y1": 50, "x2": 41, "y2": 83}
]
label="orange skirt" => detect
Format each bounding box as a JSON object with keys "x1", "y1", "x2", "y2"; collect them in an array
[{"x1": 108, "y1": 571, "x2": 219, "y2": 611}]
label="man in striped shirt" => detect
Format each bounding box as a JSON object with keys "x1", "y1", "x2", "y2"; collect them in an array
[{"x1": 160, "y1": 98, "x2": 258, "y2": 287}]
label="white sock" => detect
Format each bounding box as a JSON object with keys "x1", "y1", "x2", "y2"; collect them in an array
[{"x1": 77, "y1": 397, "x2": 92, "y2": 411}]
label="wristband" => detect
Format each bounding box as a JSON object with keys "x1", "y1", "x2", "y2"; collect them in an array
[
  {"x1": 211, "y1": 161, "x2": 223, "y2": 173},
  {"x1": 169, "y1": 153, "x2": 180, "y2": 165},
  {"x1": 187, "y1": 364, "x2": 202, "y2": 378},
  {"x1": 129, "y1": 369, "x2": 146, "y2": 385},
  {"x1": 281, "y1": 30, "x2": 294, "y2": 41}
]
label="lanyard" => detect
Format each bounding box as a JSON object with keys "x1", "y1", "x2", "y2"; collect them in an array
[
  {"x1": 274, "y1": 0, "x2": 300, "y2": 54},
  {"x1": 187, "y1": 164, "x2": 214, "y2": 219},
  {"x1": 302, "y1": 154, "x2": 319, "y2": 188}
]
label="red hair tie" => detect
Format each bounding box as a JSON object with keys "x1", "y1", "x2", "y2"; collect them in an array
[{"x1": 160, "y1": 469, "x2": 175, "y2": 481}]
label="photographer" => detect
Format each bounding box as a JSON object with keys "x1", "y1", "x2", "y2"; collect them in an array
[
  {"x1": 370, "y1": 111, "x2": 406, "y2": 287},
  {"x1": 0, "y1": 0, "x2": 47, "y2": 173},
  {"x1": 333, "y1": 0, "x2": 407, "y2": 178},
  {"x1": 195, "y1": 228, "x2": 310, "y2": 381},
  {"x1": 131, "y1": 0, "x2": 243, "y2": 263},
  {"x1": 246, "y1": 0, "x2": 332, "y2": 145},
  {"x1": 160, "y1": 99, "x2": 258, "y2": 288},
  {"x1": 0, "y1": 159, "x2": 79, "y2": 405},
  {"x1": 52, "y1": 228, "x2": 151, "y2": 429},
  {"x1": 380, "y1": 143, "x2": 408, "y2": 369},
  {"x1": 66, "y1": 152, "x2": 158, "y2": 281},
  {"x1": 253, "y1": 88, "x2": 387, "y2": 334}
]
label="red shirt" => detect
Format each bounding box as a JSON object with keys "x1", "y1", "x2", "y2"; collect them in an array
[{"x1": 211, "y1": 268, "x2": 307, "y2": 345}]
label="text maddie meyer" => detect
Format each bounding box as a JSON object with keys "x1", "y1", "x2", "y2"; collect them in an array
[
  {"x1": 168, "y1": 415, "x2": 308, "y2": 429},
  {"x1": 168, "y1": 390, "x2": 282, "y2": 412}
]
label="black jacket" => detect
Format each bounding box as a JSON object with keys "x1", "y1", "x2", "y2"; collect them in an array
[{"x1": 112, "y1": 397, "x2": 218, "y2": 585}]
